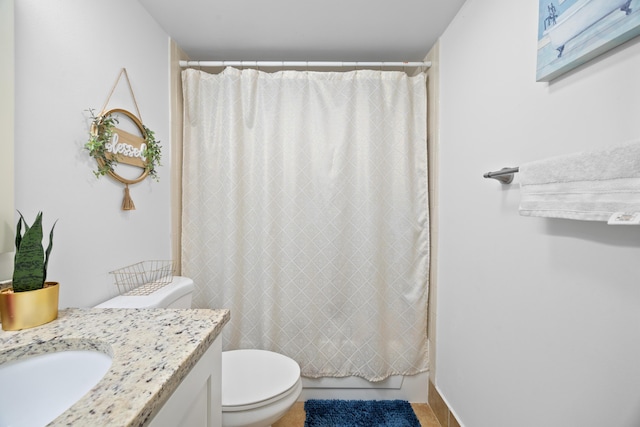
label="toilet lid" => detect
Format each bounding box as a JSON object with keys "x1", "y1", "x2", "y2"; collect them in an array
[{"x1": 222, "y1": 349, "x2": 301, "y2": 408}]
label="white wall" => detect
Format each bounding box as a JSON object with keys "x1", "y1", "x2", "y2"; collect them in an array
[
  {"x1": 10, "y1": 1, "x2": 171, "y2": 307},
  {"x1": 437, "y1": 1, "x2": 640, "y2": 426},
  {"x1": 0, "y1": 0, "x2": 14, "y2": 257}
]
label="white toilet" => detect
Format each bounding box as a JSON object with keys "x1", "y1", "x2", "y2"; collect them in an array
[{"x1": 95, "y1": 276, "x2": 302, "y2": 427}]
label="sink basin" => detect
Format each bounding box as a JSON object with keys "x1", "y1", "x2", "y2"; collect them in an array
[{"x1": 0, "y1": 348, "x2": 112, "y2": 427}]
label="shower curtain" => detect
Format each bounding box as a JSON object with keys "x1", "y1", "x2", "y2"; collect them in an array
[{"x1": 181, "y1": 67, "x2": 429, "y2": 381}]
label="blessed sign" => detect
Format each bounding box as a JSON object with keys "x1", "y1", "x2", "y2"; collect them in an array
[
  {"x1": 94, "y1": 108, "x2": 150, "y2": 185},
  {"x1": 105, "y1": 127, "x2": 147, "y2": 169}
]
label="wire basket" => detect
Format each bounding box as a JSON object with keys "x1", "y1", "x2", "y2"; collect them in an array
[{"x1": 109, "y1": 260, "x2": 175, "y2": 296}]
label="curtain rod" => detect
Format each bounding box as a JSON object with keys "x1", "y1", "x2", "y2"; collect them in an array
[{"x1": 179, "y1": 60, "x2": 431, "y2": 69}]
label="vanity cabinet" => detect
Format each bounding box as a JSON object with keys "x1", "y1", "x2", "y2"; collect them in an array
[{"x1": 150, "y1": 335, "x2": 222, "y2": 427}]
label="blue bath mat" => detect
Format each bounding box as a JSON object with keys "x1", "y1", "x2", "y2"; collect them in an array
[{"x1": 304, "y1": 399, "x2": 420, "y2": 427}]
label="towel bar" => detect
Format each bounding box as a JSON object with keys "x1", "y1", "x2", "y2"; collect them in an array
[{"x1": 484, "y1": 167, "x2": 519, "y2": 184}]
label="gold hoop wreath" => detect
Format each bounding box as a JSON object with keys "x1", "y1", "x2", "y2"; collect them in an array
[
  {"x1": 89, "y1": 108, "x2": 151, "y2": 210},
  {"x1": 86, "y1": 69, "x2": 161, "y2": 210}
]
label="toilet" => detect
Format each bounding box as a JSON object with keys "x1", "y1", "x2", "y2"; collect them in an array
[{"x1": 95, "y1": 276, "x2": 302, "y2": 427}]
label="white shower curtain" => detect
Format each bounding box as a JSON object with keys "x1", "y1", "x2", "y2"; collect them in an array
[{"x1": 181, "y1": 67, "x2": 429, "y2": 380}]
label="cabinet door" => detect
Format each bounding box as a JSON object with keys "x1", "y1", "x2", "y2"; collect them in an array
[{"x1": 149, "y1": 336, "x2": 222, "y2": 427}]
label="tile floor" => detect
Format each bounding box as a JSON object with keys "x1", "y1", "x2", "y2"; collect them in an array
[{"x1": 273, "y1": 401, "x2": 442, "y2": 426}]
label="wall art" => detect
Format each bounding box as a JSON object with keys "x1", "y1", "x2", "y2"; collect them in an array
[{"x1": 537, "y1": 0, "x2": 640, "y2": 81}]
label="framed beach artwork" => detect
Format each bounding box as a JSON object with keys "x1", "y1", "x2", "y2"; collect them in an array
[{"x1": 537, "y1": 0, "x2": 640, "y2": 81}]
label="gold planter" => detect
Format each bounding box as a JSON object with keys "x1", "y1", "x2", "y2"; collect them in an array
[{"x1": 0, "y1": 282, "x2": 59, "y2": 331}]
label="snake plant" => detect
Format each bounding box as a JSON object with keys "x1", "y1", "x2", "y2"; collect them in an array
[{"x1": 12, "y1": 211, "x2": 56, "y2": 293}]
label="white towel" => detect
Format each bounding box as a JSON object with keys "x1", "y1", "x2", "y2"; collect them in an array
[{"x1": 519, "y1": 139, "x2": 640, "y2": 221}]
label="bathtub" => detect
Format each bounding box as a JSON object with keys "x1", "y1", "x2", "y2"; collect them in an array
[
  {"x1": 297, "y1": 338, "x2": 430, "y2": 402},
  {"x1": 299, "y1": 372, "x2": 429, "y2": 402},
  {"x1": 544, "y1": 0, "x2": 632, "y2": 56}
]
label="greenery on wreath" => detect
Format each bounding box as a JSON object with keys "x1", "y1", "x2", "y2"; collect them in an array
[{"x1": 85, "y1": 108, "x2": 162, "y2": 181}]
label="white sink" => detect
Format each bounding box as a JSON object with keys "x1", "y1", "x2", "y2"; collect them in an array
[{"x1": 0, "y1": 348, "x2": 112, "y2": 427}]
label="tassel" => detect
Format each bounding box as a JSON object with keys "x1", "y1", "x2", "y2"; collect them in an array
[{"x1": 122, "y1": 184, "x2": 136, "y2": 210}]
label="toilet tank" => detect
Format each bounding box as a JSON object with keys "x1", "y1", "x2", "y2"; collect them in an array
[{"x1": 94, "y1": 276, "x2": 194, "y2": 309}]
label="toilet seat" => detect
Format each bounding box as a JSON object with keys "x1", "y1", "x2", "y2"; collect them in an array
[{"x1": 222, "y1": 349, "x2": 301, "y2": 412}]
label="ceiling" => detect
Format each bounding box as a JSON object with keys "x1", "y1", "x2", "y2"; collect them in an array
[{"x1": 138, "y1": 0, "x2": 467, "y2": 62}]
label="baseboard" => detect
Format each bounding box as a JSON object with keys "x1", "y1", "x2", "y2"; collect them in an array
[{"x1": 428, "y1": 381, "x2": 462, "y2": 427}]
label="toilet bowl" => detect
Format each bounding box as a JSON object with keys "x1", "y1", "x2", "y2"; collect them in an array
[
  {"x1": 222, "y1": 349, "x2": 302, "y2": 427},
  {"x1": 95, "y1": 276, "x2": 302, "y2": 427}
]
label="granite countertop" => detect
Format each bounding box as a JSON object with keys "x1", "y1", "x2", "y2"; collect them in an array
[{"x1": 0, "y1": 307, "x2": 230, "y2": 427}]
